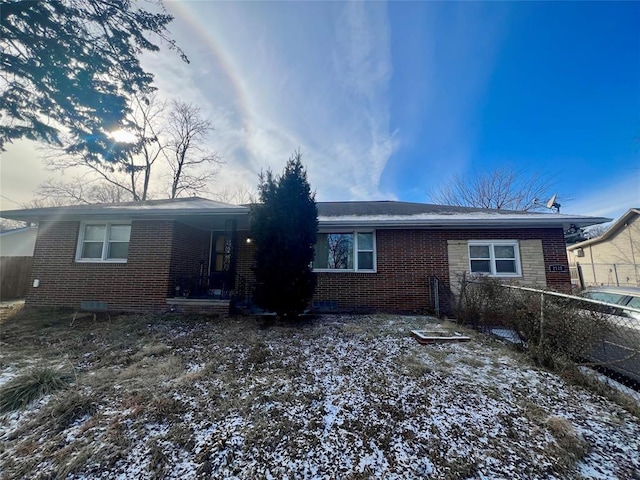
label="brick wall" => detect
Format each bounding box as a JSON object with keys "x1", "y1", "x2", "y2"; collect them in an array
[
  {"x1": 314, "y1": 227, "x2": 571, "y2": 312},
  {"x1": 26, "y1": 220, "x2": 175, "y2": 311},
  {"x1": 26, "y1": 220, "x2": 570, "y2": 314},
  {"x1": 235, "y1": 231, "x2": 255, "y2": 298}
]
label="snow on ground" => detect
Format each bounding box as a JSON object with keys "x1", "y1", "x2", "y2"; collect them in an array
[{"x1": 0, "y1": 313, "x2": 639, "y2": 479}]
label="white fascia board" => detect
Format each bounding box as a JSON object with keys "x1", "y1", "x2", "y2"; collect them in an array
[
  {"x1": 318, "y1": 215, "x2": 611, "y2": 229},
  {"x1": 1, "y1": 207, "x2": 250, "y2": 222}
]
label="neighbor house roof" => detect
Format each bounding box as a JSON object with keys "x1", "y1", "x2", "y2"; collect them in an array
[
  {"x1": 566, "y1": 208, "x2": 639, "y2": 251},
  {"x1": 316, "y1": 201, "x2": 610, "y2": 229},
  {"x1": 0, "y1": 197, "x2": 610, "y2": 230},
  {"x1": 0, "y1": 225, "x2": 38, "y2": 256}
]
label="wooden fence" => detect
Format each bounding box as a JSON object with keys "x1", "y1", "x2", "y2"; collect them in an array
[{"x1": 0, "y1": 256, "x2": 33, "y2": 300}]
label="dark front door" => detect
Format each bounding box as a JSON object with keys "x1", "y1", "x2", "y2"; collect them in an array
[{"x1": 209, "y1": 220, "x2": 237, "y2": 296}]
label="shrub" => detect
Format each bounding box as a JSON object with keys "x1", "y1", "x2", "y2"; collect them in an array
[{"x1": 455, "y1": 276, "x2": 611, "y2": 371}]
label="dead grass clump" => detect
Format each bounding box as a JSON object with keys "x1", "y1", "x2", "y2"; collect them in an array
[
  {"x1": 545, "y1": 416, "x2": 589, "y2": 468},
  {"x1": 562, "y1": 369, "x2": 640, "y2": 419},
  {"x1": 0, "y1": 367, "x2": 71, "y2": 412},
  {"x1": 130, "y1": 343, "x2": 171, "y2": 362},
  {"x1": 148, "y1": 396, "x2": 186, "y2": 422},
  {"x1": 43, "y1": 392, "x2": 97, "y2": 432},
  {"x1": 243, "y1": 342, "x2": 271, "y2": 370},
  {"x1": 147, "y1": 438, "x2": 168, "y2": 479},
  {"x1": 118, "y1": 355, "x2": 184, "y2": 384}
]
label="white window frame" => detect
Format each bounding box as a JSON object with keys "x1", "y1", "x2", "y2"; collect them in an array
[
  {"x1": 313, "y1": 230, "x2": 377, "y2": 273},
  {"x1": 75, "y1": 222, "x2": 131, "y2": 263},
  {"x1": 468, "y1": 240, "x2": 522, "y2": 277}
]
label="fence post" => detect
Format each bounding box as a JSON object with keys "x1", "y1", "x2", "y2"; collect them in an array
[
  {"x1": 577, "y1": 263, "x2": 585, "y2": 290},
  {"x1": 612, "y1": 264, "x2": 619, "y2": 286},
  {"x1": 539, "y1": 292, "x2": 545, "y2": 347}
]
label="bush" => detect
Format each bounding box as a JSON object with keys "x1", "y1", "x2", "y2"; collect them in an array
[
  {"x1": 454, "y1": 274, "x2": 517, "y2": 329},
  {"x1": 455, "y1": 276, "x2": 610, "y2": 371}
]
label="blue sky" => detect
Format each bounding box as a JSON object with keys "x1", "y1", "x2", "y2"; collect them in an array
[{"x1": 0, "y1": 1, "x2": 638, "y2": 220}]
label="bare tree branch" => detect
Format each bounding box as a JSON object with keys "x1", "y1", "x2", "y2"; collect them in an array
[
  {"x1": 36, "y1": 177, "x2": 130, "y2": 205},
  {"x1": 430, "y1": 166, "x2": 558, "y2": 211},
  {"x1": 165, "y1": 101, "x2": 223, "y2": 198},
  {"x1": 212, "y1": 185, "x2": 258, "y2": 205},
  {"x1": 40, "y1": 93, "x2": 167, "y2": 202}
]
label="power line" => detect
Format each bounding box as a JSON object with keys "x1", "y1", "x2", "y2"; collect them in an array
[{"x1": 0, "y1": 194, "x2": 24, "y2": 207}]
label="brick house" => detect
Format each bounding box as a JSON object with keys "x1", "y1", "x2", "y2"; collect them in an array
[{"x1": 0, "y1": 197, "x2": 608, "y2": 314}]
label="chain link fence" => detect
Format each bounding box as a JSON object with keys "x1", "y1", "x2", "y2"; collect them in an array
[{"x1": 453, "y1": 276, "x2": 640, "y2": 403}]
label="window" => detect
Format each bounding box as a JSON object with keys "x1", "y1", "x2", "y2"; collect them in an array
[
  {"x1": 468, "y1": 241, "x2": 521, "y2": 276},
  {"x1": 313, "y1": 231, "x2": 375, "y2": 272},
  {"x1": 76, "y1": 223, "x2": 131, "y2": 262}
]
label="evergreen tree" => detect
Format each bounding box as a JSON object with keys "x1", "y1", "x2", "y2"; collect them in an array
[
  {"x1": 251, "y1": 152, "x2": 318, "y2": 319},
  {"x1": 0, "y1": 0, "x2": 186, "y2": 162}
]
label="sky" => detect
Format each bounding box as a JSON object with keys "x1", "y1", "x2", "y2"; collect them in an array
[{"x1": 0, "y1": 1, "x2": 638, "y2": 221}]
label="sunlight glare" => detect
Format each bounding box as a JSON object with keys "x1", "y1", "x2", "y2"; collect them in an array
[{"x1": 109, "y1": 129, "x2": 137, "y2": 143}]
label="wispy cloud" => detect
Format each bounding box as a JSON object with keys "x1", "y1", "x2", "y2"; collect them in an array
[
  {"x1": 563, "y1": 173, "x2": 640, "y2": 220},
  {"x1": 160, "y1": 1, "x2": 399, "y2": 201}
]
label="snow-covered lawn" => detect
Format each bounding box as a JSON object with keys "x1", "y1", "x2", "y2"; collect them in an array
[{"x1": 1, "y1": 309, "x2": 639, "y2": 479}]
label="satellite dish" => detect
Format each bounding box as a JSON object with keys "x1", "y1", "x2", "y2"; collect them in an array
[
  {"x1": 545, "y1": 193, "x2": 561, "y2": 213},
  {"x1": 533, "y1": 193, "x2": 561, "y2": 212}
]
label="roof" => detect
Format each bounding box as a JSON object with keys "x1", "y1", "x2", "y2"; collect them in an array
[
  {"x1": 0, "y1": 198, "x2": 610, "y2": 230},
  {"x1": 0, "y1": 225, "x2": 37, "y2": 236},
  {"x1": 567, "y1": 208, "x2": 639, "y2": 250},
  {"x1": 316, "y1": 201, "x2": 610, "y2": 229},
  {"x1": 0, "y1": 225, "x2": 38, "y2": 256},
  {"x1": 0, "y1": 197, "x2": 249, "y2": 221}
]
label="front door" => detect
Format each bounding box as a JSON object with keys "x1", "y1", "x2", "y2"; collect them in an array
[{"x1": 208, "y1": 220, "x2": 236, "y2": 296}]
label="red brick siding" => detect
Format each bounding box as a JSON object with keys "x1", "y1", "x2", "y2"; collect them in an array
[
  {"x1": 539, "y1": 230, "x2": 573, "y2": 291},
  {"x1": 235, "y1": 231, "x2": 256, "y2": 298},
  {"x1": 314, "y1": 227, "x2": 570, "y2": 312},
  {"x1": 26, "y1": 220, "x2": 174, "y2": 311},
  {"x1": 26, "y1": 220, "x2": 570, "y2": 314}
]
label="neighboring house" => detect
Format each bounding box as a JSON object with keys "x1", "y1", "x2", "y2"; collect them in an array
[
  {"x1": 0, "y1": 225, "x2": 37, "y2": 300},
  {"x1": 567, "y1": 208, "x2": 640, "y2": 288},
  {"x1": 0, "y1": 198, "x2": 608, "y2": 314},
  {"x1": 0, "y1": 225, "x2": 37, "y2": 256}
]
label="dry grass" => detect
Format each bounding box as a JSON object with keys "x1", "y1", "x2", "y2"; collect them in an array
[{"x1": 1, "y1": 307, "x2": 639, "y2": 479}]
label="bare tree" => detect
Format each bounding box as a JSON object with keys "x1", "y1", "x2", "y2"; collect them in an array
[
  {"x1": 430, "y1": 166, "x2": 557, "y2": 211},
  {"x1": 37, "y1": 177, "x2": 130, "y2": 205},
  {"x1": 38, "y1": 96, "x2": 223, "y2": 204},
  {"x1": 165, "y1": 101, "x2": 223, "y2": 198},
  {"x1": 42, "y1": 93, "x2": 166, "y2": 202},
  {"x1": 584, "y1": 224, "x2": 609, "y2": 239},
  {"x1": 212, "y1": 185, "x2": 258, "y2": 205}
]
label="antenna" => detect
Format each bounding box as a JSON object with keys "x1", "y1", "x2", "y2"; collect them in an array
[{"x1": 534, "y1": 193, "x2": 561, "y2": 213}]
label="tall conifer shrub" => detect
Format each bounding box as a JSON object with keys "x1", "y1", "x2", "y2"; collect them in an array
[{"x1": 251, "y1": 152, "x2": 318, "y2": 319}]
